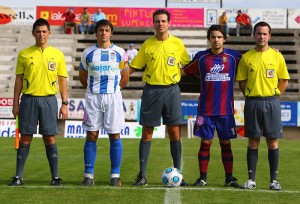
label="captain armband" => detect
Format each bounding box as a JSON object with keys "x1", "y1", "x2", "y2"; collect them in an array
[{"x1": 119, "y1": 61, "x2": 129, "y2": 71}]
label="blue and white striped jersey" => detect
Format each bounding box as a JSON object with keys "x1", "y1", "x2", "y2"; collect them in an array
[{"x1": 80, "y1": 44, "x2": 128, "y2": 94}]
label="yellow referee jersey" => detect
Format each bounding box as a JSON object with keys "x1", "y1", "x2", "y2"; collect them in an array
[
  {"x1": 130, "y1": 35, "x2": 190, "y2": 85},
  {"x1": 16, "y1": 45, "x2": 68, "y2": 96},
  {"x1": 236, "y1": 48, "x2": 290, "y2": 97}
]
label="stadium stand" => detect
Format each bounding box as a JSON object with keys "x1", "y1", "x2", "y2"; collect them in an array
[{"x1": 0, "y1": 25, "x2": 299, "y2": 101}]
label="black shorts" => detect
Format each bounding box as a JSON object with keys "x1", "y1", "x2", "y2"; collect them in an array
[
  {"x1": 139, "y1": 84, "x2": 182, "y2": 127},
  {"x1": 19, "y1": 94, "x2": 58, "y2": 135}
]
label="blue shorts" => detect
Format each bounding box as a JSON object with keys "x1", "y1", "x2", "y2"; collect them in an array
[{"x1": 193, "y1": 115, "x2": 237, "y2": 140}]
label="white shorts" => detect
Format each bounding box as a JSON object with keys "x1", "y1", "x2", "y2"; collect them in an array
[{"x1": 82, "y1": 91, "x2": 125, "y2": 134}]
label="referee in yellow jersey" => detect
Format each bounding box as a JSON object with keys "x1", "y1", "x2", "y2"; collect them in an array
[
  {"x1": 236, "y1": 21, "x2": 290, "y2": 190},
  {"x1": 129, "y1": 9, "x2": 191, "y2": 186},
  {"x1": 9, "y1": 18, "x2": 68, "y2": 186}
]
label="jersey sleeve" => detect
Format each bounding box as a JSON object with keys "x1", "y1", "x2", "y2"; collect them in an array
[
  {"x1": 183, "y1": 51, "x2": 202, "y2": 75},
  {"x1": 15, "y1": 51, "x2": 25, "y2": 75},
  {"x1": 129, "y1": 42, "x2": 146, "y2": 69},
  {"x1": 57, "y1": 50, "x2": 68, "y2": 78},
  {"x1": 276, "y1": 52, "x2": 290, "y2": 80},
  {"x1": 236, "y1": 55, "x2": 248, "y2": 81}
]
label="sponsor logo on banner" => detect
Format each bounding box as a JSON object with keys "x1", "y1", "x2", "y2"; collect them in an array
[
  {"x1": 0, "y1": 98, "x2": 14, "y2": 118},
  {"x1": 64, "y1": 120, "x2": 165, "y2": 138},
  {"x1": 0, "y1": 6, "x2": 35, "y2": 25},
  {"x1": 0, "y1": 119, "x2": 41, "y2": 137}
]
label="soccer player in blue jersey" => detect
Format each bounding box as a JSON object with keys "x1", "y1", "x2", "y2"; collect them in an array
[
  {"x1": 181, "y1": 25, "x2": 242, "y2": 188},
  {"x1": 79, "y1": 19, "x2": 129, "y2": 186}
]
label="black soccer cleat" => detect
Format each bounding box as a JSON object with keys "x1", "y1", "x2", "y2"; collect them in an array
[
  {"x1": 110, "y1": 177, "x2": 122, "y2": 187},
  {"x1": 193, "y1": 178, "x2": 207, "y2": 186},
  {"x1": 82, "y1": 177, "x2": 94, "y2": 186},
  {"x1": 224, "y1": 177, "x2": 242, "y2": 188},
  {"x1": 8, "y1": 176, "x2": 23, "y2": 186},
  {"x1": 51, "y1": 177, "x2": 62, "y2": 186},
  {"x1": 180, "y1": 179, "x2": 189, "y2": 186},
  {"x1": 133, "y1": 173, "x2": 148, "y2": 186}
]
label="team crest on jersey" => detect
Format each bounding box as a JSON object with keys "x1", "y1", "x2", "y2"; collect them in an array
[
  {"x1": 48, "y1": 61, "x2": 56, "y2": 71},
  {"x1": 266, "y1": 69, "x2": 274, "y2": 78},
  {"x1": 110, "y1": 52, "x2": 116, "y2": 61},
  {"x1": 167, "y1": 56, "x2": 176, "y2": 66},
  {"x1": 196, "y1": 116, "x2": 205, "y2": 126},
  {"x1": 223, "y1": 57, "x2": 227, "y2": 63}
]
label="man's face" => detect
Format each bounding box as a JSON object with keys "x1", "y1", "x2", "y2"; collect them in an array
[
  {"x1": 32, "y1": 25, "x2": 50, "y2": 46},
  {"x1": 153, "y1": 14, "x2": 170, "y2": 34},
  {"x1": 254, "y1": 25, "x2": 271, "y2": 47},
  {"x1": 95, "y1": 25, "x2": 112, "y2": 43},
  {"x1": 209, "y1": 30, "x2": 225, "y2": 51}
]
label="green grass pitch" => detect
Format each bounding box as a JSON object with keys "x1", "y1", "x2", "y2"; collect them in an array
[{"x1": 0, "y1": 137, "x2": 299, "y2": 204}]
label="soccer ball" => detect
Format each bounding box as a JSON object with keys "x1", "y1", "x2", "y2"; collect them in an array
[{"x1": 161, "y1": 167, "x2": 183, "y2": 187}]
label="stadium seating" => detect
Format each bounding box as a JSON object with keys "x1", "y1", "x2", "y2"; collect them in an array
[{"x1": 0, "y1": 25, "x2": 299, "y2": 101}]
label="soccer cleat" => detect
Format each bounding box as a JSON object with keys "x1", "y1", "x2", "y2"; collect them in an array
[
  {"x1": 270, "y1": 180, "x2": 282, "y2": 191},
  {"x1": 225, "y1": 177, "x2": 242, "y2": 188},
  {"x1": 193, "y1": 178, "x2": 207, "y2": 186},
  {"x1": 8, "y1": 176, "x2": 23, "y2": 186},
  {"x1": 110, "y1": 177, "x2": 122, "y2": 187},
  {"x1": 82, "y1": 177, "x2": 94, "y2": 186},
  {"x1": 133, "y1": 173, "x2": 148, "y2": 186},
  {"x1": 180, "y1": 179, "x2": 188, "y2": 186},
  {"x1": 243, "y1": 179, "x2": 256, "y2": 189},
  {"x1": 51, "y1": 177, "x2": 62, "y2": 186}
]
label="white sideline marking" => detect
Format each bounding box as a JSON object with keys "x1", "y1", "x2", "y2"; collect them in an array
[
  {"x1": 164, "y1": 188, "x2": 181, "y2": 204},
  {"x1": 3, "y1": 185, "x2": 299, "y2": 194},
  {"x1": 164, "y1": 140, "x2": 185, "y2": 204}
]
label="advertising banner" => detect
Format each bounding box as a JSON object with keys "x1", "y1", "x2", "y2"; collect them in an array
[
  {"x1": 64, "y1": 120, "x2": 165, "y2": 138},
  {"x1": 0, "y1": 5, "x2": 35, "y2": 25},
  {"x1": 36, "y1": 6, "x2": 204, "y2": 28},
  {"x1": 210, "y1": 8, "x2": 287, "y2": 29},
  {"x1": 181, "y1": 100, "x2": 198, "y2": 123},
  {"x1": 0, "y1": 119, "x2": 41, "y2": 137},
  {"x1": 288, "y1": 9, "x2": 300, "y2": 29},
  {"x1": 281, "y1": 102, "x2": 298, "y2": 126}
]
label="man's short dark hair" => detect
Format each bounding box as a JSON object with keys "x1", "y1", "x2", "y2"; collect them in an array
[
  {"x1": 95, "y1": 19, "x2": 113, "y2": 33},
  {"x1": 153, "y1": 9, "x2": 170, "y2": 23},
  {"x1": 32, "y1": 18, "x2": 50, "y2": 31},
  {"x1": 254, "y1": 21, "x2": 271, "y2": 34},
  {"x1": 207, "y1": 24, "x2": 227, "y2": 40}
]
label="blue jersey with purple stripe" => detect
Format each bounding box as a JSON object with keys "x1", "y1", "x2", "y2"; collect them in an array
[
  {"x1": 80, "y1": 44, "x2": 127, "y2": 94},
  {"x1": 183, "y1": 48, "x2": 241, "y2": 116}
]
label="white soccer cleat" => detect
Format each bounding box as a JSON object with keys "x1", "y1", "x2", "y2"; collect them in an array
[{"x1": 243, "y1": 179, "x2": 256, "y2": 189}]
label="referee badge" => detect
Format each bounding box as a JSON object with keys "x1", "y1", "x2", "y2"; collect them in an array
[
  {"x1": 48, "y1": 61, "x2": 56, "y2": 71},
  {"x1": 167, "y1": 56, "x2": 176, "y2": 66},
  {"x1": 266, "y1": 69, "x2": 274, "y2": 78}
]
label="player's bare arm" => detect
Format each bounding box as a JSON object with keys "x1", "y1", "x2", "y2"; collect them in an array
[
  {"x1": 12, "y1": 74, "x2": 23, "y2": 117},
  {"x1": 79, "y1": 69, "x2": 88, "y2": 88},
  {"x1": 277, "y1": 79, "x2": 289, "y2": 96},
  {"x1": 58, "y1": 76, "x2": 68, "y2": 120},
  {"x1": 129, "y1": 66, "x2": 136, "y2": 74},
  {"x1": 238, "y1": 80, "x2": 247, "y2": 96},
  {"x1": 120, "y1": 68, "x2": 130, "y2": 89}
]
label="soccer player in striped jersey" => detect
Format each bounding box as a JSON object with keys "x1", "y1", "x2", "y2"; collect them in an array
[
  {"x1": 181, "y1": 25, "x2": 242, "y2": 188},
  {"x1": 79, "y1": 19, "x2": 129, "y2": 186}
]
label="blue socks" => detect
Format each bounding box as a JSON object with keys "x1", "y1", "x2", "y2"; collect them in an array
[
  {"x1": 84, "y1": 141, "x2": 97, "y2": 174},
  {"x1": 110, "y1": 138, "x2": 123, "y2": 177},
  {"x1": 84, "y1": 138, "x2": 123, "y2": 178}
]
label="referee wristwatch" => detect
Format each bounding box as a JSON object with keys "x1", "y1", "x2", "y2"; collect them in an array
[{"x1": 62, "y1": 101, "x2": 69, "y2": 105}]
